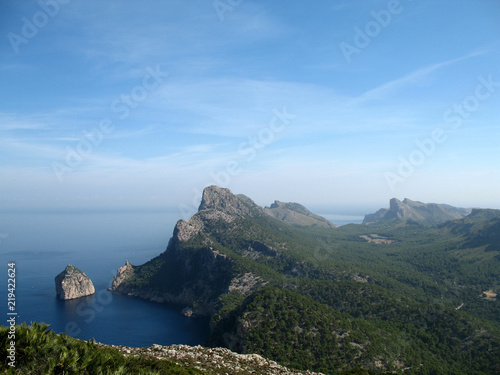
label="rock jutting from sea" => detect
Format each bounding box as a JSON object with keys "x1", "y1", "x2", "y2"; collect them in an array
[{"x1": 55, "y1": 264, "x2": 95, "y2": 300}]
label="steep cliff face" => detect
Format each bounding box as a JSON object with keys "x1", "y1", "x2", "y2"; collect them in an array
[
  {"x1": 111, "y1": 246, "x2": 233, "y2": 315},
  {"x1": 363, "y1": 198, "x2": 471, "y2": 225},
  {"x1": 110, "y1": 260, "x2": 134, "y2": 290},
  {"x1": 55, "y1": 265, "x2": 95, "y2": 300},
  {"x1": 198, "y1": 186, "x2": 262, "y2": 218},
  {"x1": 110, "y1": 186, "x2": 260, "y2": 315}
]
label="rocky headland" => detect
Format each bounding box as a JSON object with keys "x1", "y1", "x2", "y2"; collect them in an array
[{"x1": 109, "y1": 186, "x2": 329, "y2": 316}]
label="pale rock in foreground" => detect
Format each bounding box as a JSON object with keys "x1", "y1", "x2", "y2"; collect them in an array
[
  {"x1": 55, "y1": 264, "x2": 95, "y2": 300},
  {"x1": 101, "y1": 343, "x2": 324, "y2": 375}
]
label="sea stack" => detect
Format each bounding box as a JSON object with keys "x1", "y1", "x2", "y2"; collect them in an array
[{"x1": 55, "y1": 264, "x2": 95, "y2": 300}]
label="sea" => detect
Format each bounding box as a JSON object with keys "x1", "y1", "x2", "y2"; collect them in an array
[{"x1": 0, "y1": 209, "x2": 363, "y2": 347}]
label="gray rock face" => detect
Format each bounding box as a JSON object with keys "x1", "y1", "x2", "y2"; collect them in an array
[
  {"x1": 172, "y1": 186, "x2": 263, "y2": 244},
  {"x1": 105, "y1": 343, "x2": 324, "y2": 375},
  {"x1": 110, "y1": 260, "x2": 134, "y2": 290},
  {"x1": 198, "y1": 185, "x2": 262, "y2": 218},
  {"x1": 363, "y1": 198, "x2": 471, "y2": 225},
  {"x1": 55, "y1": 264, "x2": 95, "y2": 300},
  {"x1": 264, "y1": 200, "x2": 337, "y2": 228}
]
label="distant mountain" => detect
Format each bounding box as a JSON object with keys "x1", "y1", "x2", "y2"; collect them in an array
[
  {"x1": 439, "y1": 208, "x2": 500, "y2": 252},
  {"x1": 363, "y1": 198, "x2": 471, "y2": 225},
  {"x1": 465, "y1": 208, "x2": 500, "y2": 221},
  {"x1": 264, "y1": 201, "x2": 337, "y2": 228}
]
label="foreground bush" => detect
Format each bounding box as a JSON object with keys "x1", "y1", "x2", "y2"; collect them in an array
[{"x1": 0, "y1": 322, "x2": 204, "y2": 375}]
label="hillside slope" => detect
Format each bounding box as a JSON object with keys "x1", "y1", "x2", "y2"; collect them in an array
[
  {"x1": 264, "y1": 201, "x2": 337, "y2": 228},
  {"x1": 111, "y1": 186, "x2": 499, "y2": 374}
]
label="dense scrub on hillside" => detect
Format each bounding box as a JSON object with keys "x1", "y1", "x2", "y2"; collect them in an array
[{"x1": 0, "y1": 322, "x2": 204, "y2": 375}]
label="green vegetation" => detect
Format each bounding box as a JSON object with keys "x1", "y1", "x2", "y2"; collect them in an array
[
  {"x1": 107, "y1": 196, "x2": 500, "y2": 374},
  {"x1": 0, "y1": 322, "x2": 204, "y2": 375},
  {"x1": 210, "y1": 285, "x2": 499, "y2": 374}
]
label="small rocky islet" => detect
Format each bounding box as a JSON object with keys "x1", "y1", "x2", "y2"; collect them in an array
[{"x1": 55, "y1": 264, "x2": 95, "y2": 300}]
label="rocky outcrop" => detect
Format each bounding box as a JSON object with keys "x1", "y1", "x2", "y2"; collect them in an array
[
  {"x1": 172, "y1": 186, "x2": 263, "y2": 243},
  {"x1": 101, "y1": 343, "x2": 324, "y2": 375},
  {"x1": 264, "y1": 201, "x2": 337, "y2": 228},
  {"x1": 199, "y1": 186, "x2": 263, "y2": 218},
  {"x1": 228, "y1": 272, "x2": 268, "y2": 294},
  {"x1": 110, "y1": 260, "x2": 134, "y2": 290},
  {"x1": 55, "y1": 265, "x2": 95, "y2": 300},
  {"x1": 363, "y1": 198, "x2": 471, "y2": 225}
]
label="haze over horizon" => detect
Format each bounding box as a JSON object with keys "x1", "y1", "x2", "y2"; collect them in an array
[{"x1": 1, "y1": 0, "x2": 499, "y2": 214}]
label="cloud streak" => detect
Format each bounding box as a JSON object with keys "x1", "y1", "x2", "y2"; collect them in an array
[{"x1": 357, "y1": 50, "x2": 489, "y2": 103}]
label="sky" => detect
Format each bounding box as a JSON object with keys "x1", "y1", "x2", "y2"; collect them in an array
[{"x1": 1, "y1": 0, "x2": 500, "y2": 216}]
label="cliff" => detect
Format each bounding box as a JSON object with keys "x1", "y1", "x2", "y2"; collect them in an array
[
  {"x1": 55, "y1": 264, "x2": 95, "y2": 300},
  {"x1": 110, "y1": 186, "x2": 254, "y2": 315},
  {"x1": 363, "y1": 198, "x2": 471, "y2": 225}
]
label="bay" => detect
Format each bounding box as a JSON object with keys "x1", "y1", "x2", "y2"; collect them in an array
[
  {"x1": 0, "y1": 208, "x2": 363, "y2": 347},
  {"x1": 0, "y1": 209, "x2": 208, "y2": 347}
]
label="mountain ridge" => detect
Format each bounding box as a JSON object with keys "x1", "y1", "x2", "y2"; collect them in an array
[
  {"x1": 109, "y1": 186, "x2": 500, "y2": 374},
  {"x1": 363, "y1": 197, "x2": 471, "y2": 225}
]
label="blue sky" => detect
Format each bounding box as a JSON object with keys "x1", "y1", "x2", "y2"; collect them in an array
[{"x1": 1, "y1": 0, "x2": 499, "y2": 214}]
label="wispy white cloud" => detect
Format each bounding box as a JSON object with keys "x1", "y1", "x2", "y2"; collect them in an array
[
  {"x1": 2, "y1": 1, "x2": 499, "y2": 211},
  {"x1": 150, "y1": 75, "x2": 427, "y2": 139},
  {"x1": 0, "y1": 138, "x2": 65, "y2": 161},
  {"x1": 357, "y1": 50, "x2": 488, "y2": 103},
  {"x1": 55, "y1": 0, "x2": 290, "y2": 81},
  {"x1": 0, "y1": 113, "x2": 52, "y2": 131}
]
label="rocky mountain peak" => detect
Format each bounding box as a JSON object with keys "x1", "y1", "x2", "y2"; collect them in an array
[
  {"x1": 365, "y1": 198, "x2": 471, "y2": 225},
  {"x1": 169, "y1": 186, "x2": 262, "y2": 244},
  {"x1": 389, "y1": 197, "x2": 403, "y2": 208},
  {"x1": 269, "y1": 200, "x2": 284, "y2": 209},
  {"x1": 198, "y1": 185, "x2": 261, "y2": 217}
]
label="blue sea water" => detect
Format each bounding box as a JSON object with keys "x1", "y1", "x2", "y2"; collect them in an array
[
  {"x1": 0, "y1": 209, "x2": 208, "y2": 347},
  {"x1": 0, "y1": 209, "x2": 363, "y2": 347},
  {"x1": 319, "y1": 213, "x2": 364, "y2": 227}
]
